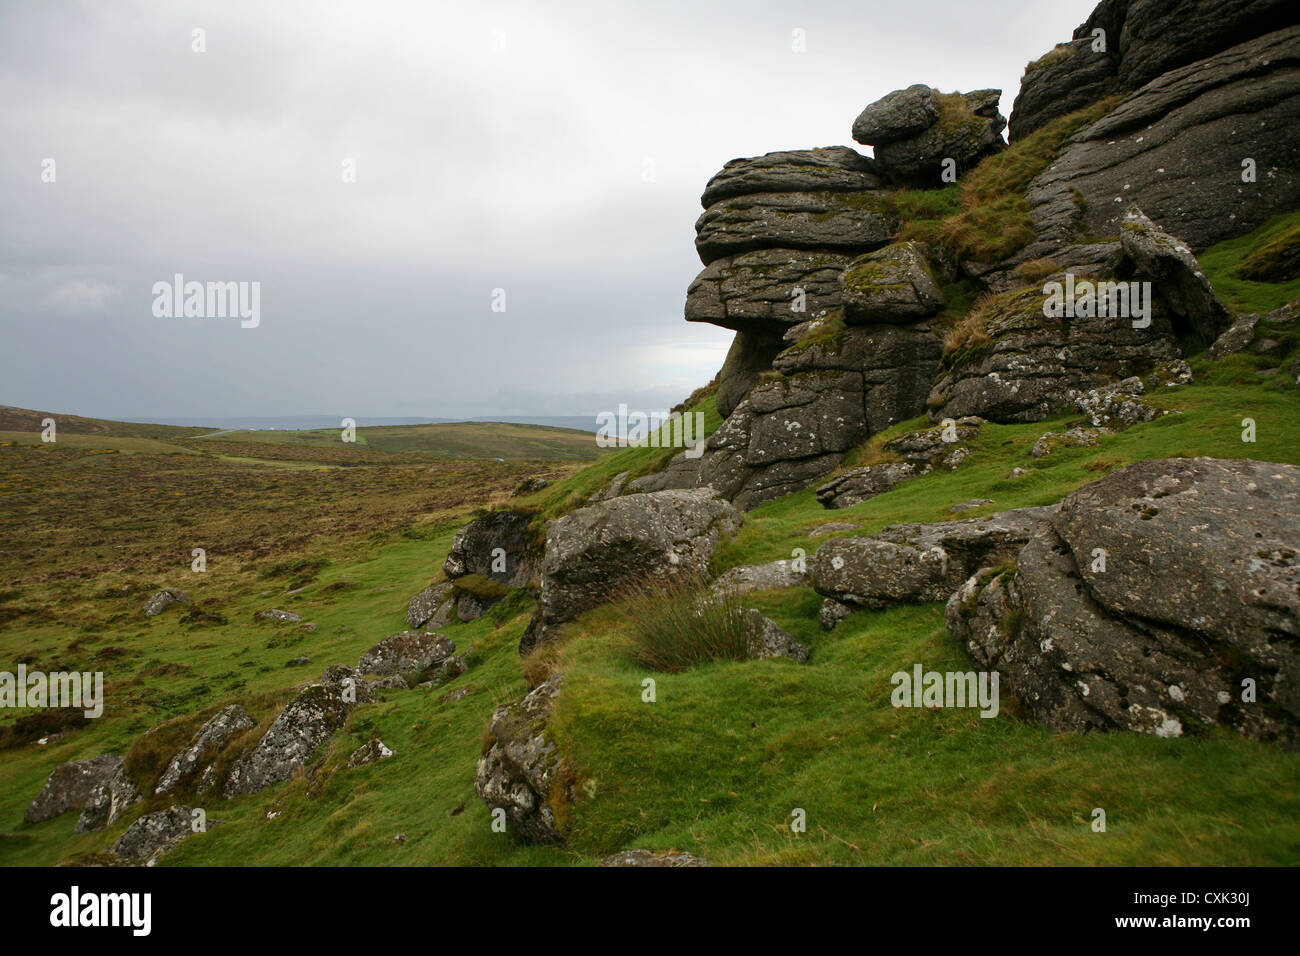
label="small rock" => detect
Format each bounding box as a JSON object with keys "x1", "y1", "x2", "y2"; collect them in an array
[
  {"x1": 808, "y1": 521, "x2": 860, "y2": 538},
  {"x1": 110, "y1": 806, "x2": 199, "y2": 865},
  {"x1": 819, "y1": 598, "x2": 854, "y2": 631},
  {"x1": 143, "y1": 589, "x2": 187, "y2": 617},
  {"x1": 601, "y1": 849, "x2": 708, "y2": 867},
  {"x1": 285, "y1": 656, "x2": 312, "y2": 667},
  {"x1": 347, "y1": 739, "x2": 394, "y2": 768},
  {"x1": 256, "y1": 608, "x2": 301, "y2": 624},
  {"x1": 1207, "y1": 314, "x2": 1259, "y2": 360},
  {"x1": 950, "y1": 498, "x2": 994, "y2": 513},
  {"x1": 741, "y1": 609, "x2": 811, "y2": 663},
  {"x1": 711, "y1": 560, "x2": 808, "y2": 597}
]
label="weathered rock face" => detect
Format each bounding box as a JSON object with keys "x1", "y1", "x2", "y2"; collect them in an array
[
  {"x1": 25, "y1": 755, "x2": 121, "y2": 824},
  {"x1": 223, "y1": 666, "x2": 374, "y2": 798},
  {"x1": 715, "y1": 329, "x2": 788, "y2": 418},
  {"x1": 950, "y1": 458, "x2": 1300, "y2": 745},
  {"x1": 110, "y1": 806, "x2": 197, "y2": 864},
  {"x1": 712, "y1": 559, "x2": 808, "y2": 597},
  {"x1": 841, "y1": 242, "x2": 945, "y2": 324},
  {"x1": 475, "y1": 673, "x2": 565, "y2": 843},
  {"x1": 853, "y1": 86, "x2": 1007, "y2": 186},
  {"x1": 528, "y1": 490, "x2": 741, "y2": 648},
  {"x1": 1119, "y1": 207, "x2": 1232, "y2": 342},
  {"x1": 815, "y1": 416, "x2": 982, "y2": 509},
  {"x1": 1081, "y1": 0, "x2": 1298, "y2": 90},
  {"x1": 1010, "y1": 38, "x2": 1118, "y2": 140},
  {"x1": 356, "y1": 631, "x2": 455, "y2": 679},
  {"x1": 406, "y1": 581, "x2": 454, "y2": 629},
  {"x1": 636, "y1": 320, "x2": 943, "y2": 509},
  {"x1": 700, "y1": 146, "x2": 883, "y2": 207},
  {"x1": 443, "y1": 510, "x2": 537, "y2": 589},
  {"x1": 155, "y1": 704, "x2": 256, "y2": 797},
  {"x1": 811, "y1": 507, "x2": 1056, "y2": 609},
  {"x1": 686, "y1": 249, "x2": 852, "y2": 334},
  {"x1": 695, "y1": 191, "x2": 897, "y2": 265},
  {"x1": 927, "y1": 283, "x2": 1182, "y2": 424},
  {"x1": 75, "y1": 758, "x2": 139, "y2": 833},
  {"x1": 1027, "y1": 25, "x2": 1300, "y2": 253}
]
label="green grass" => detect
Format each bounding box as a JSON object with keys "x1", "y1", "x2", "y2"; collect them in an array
[{"x1": 1199, "y1": 211, "x2": 1300, "y2": 314}]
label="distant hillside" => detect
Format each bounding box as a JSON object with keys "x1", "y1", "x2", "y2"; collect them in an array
[{"x1": 0, "y1": 406, "x2": 606, "y2": 462}]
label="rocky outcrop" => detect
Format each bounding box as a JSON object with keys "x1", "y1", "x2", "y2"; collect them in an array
[
  {"x1": 811, "y1": 507, "x2": 1056, "y2": 611},
  {"x1": 75, "y1": 759, "x2": 139, "y2": 833},
  {"x1": 1010, "y1": 38, "x2": 1118, "y2": 141},
  {"x1": 714, "y1": 329, "x2": 788, "y2": 418},
  {"x1": 841, "y1": 242, "x2": 945, "y2": 324},
  {"x1": 406, "y1": 581, "x2": 454, "y2": 629},
  {"x1": 475, "y1": 673, "x2": 565, "y2": 844},
  {"x1": 852, "y1": 86, "x2": 1007, "y2": 186},
  {"x1": 110, "y1": 806, "x2": 198, "y2": 865},
  {"x1": 1026, "y1": 25, "x2": 1300, "y2": 253},
  {"x1": 700, "y1": 146, "x2": 883, "y2": 207},
  {"x1": 441, "y1": 510, "x2": 539, "y2": 622},
  {"x1": 1119, "y1": 207, "x2": 1231, "y2": 341},
  {"x1": 637, "y1": 320, "x2": 942, "y2": 509},
  {"x1": 687, "y1": 249, "x2": 852, "y2": 334},
  {"x1": 927, "y1": 283, "x2": 1182, "y2": 424},
  {"x1": 949, "y1": 458, "x2": 1300, "y2": 745},
  {"x1": 443, "y1": 510, "x2": 538, "y2": 589},
  {"x1": 525, "y1": 490, "x2": 741, "y2": 651},
  {"x1": 695, "y1": 191, "x2": 896, "y2": 265},
  {"x1": 1081, "y1": 0, "x2": 1298, "y2": 90},
  {"x1": 816, "y1": 416, "x2": 981, "y2": 509},
  {"x1": 356, "y1": 631, "x2": 455, "y2": 679},
  {"x1": 25, "y1": 755, "x2": 121, "y2": 824},
  {"x1": 155, "y1": 704, "x2": 257, "y2": 797},
  {"x1": 223, "y1": 666, "x2": 374, "y2": 798}
]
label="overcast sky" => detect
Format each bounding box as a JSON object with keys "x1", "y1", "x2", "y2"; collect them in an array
[{"x1": 0, "y1": 0, "x2": 1097, "y2": 421}]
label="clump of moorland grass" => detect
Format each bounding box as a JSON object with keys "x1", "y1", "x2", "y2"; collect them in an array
[
  {"x1": 942, "y1": 292, "x2": 1000, "y2": 358},
  {"x1": 614, "y1": 572, "x2": 753, "y2": 673}
]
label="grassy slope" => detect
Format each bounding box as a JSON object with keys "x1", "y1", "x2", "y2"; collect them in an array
[{"x1": 5, "y1": 378, "x2": 1295, "y2": 867}]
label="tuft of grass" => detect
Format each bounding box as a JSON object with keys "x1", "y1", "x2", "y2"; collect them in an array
[
  {"x1": 942, "y1": 292, "x2": 999, "y2": 357},
  {"x1": 932, "y1": 95, "x2": 1124, "y2": 262},
  {"x1": 613, "y1": 573, "x2": 752, "y2": 673}
]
